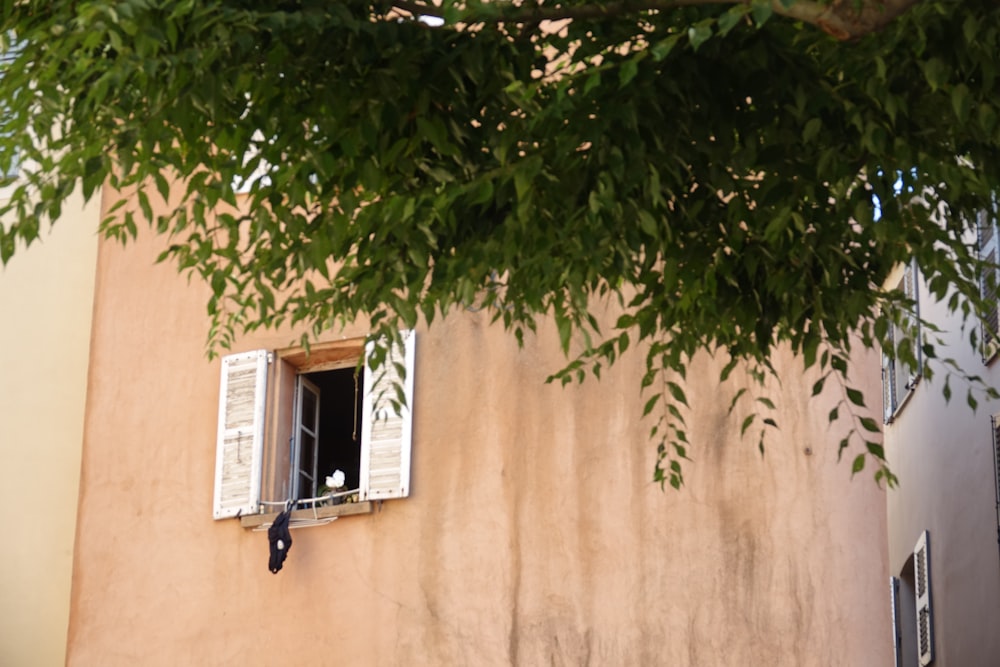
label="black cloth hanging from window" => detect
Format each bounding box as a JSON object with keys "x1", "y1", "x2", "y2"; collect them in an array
[{"x1": 268, "y1": 509, "x2": 293, "y2": 574}]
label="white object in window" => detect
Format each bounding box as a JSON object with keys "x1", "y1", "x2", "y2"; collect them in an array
[{"x1": 914, "y1": 530, "x2": 934, "y2": 666}]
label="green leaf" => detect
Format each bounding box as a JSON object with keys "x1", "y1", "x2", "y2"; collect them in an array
[
  {"x1": 717, "y1": 6, "x2": 748, "y2": 36},
  {"x1": 619, "y1": 57, "x2": 640, "y2": 88},
  {"x1": 865, "y1": 441, "x2": 885, "y2": 459},
  {"x1": 650, "y1": 35, "x2": 681, "y2": 61},
  {"x1": 851, "y1": 454, "x2": 866, "y2": 475},
  {"x1": 922, "y1": 58, "x2": 949, "y2": 91},
  {"x1": 667, "y1": 381, "x2": 689, "y2": 407},
  {"x1": 951, "y1": 83, "x2": 971, "y2": 122},
  {"x1": 846, "y1": 388, "x2": 865, "y2": 407},
  {"x1": 751, "y1": 0, "x2": 773, "y2": 27},
  {"x1": 728, "y1": 388, "x2": 748, "y2": 414},
  {"x1": 830, "y1": 355, "x2": 848, "y2": 374},
  {"x1": 756, "y1": 396, "x2": 776, "y2": 409},
  {"x1": 688, "y1": 22, "x2": 713, "y2": 51},
  {"x1": 802, "y1": 118, "x2": 822, "y2": 144},
  {"x1": 859, "y1": 417, "x2": 880, "y2": 433},
  {"x1": 837, "y1": 437, "x2": 849, "y2": 462},
  {"x1": 556, "y1": 315, "x2": 572, "y2": 354}
]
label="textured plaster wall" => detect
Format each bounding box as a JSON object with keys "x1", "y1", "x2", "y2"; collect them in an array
[
  {"x1": 67, "y1": 226, "x2": 891, "y2": 666},
  {"x1": 0, "y1": 190, "x2": 99, "y2": 667},
  {"x1": 883, "y1": 264, "x2": 1000, "y2": 665}
]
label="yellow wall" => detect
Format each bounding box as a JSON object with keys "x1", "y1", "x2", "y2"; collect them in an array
[
  {"x1": 0, "y1": 189, "x2": 99, "y2": 667},
  {"x1": 65, "y1": 215, "x2": 893, "y2": 665}
]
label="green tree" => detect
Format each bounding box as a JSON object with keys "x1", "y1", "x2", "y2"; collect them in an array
[{"x1": 2, "y1": 0, "x2": 999, "y2": 486}]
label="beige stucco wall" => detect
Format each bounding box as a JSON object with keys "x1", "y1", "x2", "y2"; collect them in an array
[
  {"x1": 883, "y1": 263, "x2": 1000, "y2": 665},
  {"x1": 0, "y1": 189, "x2": 99, "y2": 667},
  {"x1": 66, "y1": 213, "x2": 892, "y2": 665}
]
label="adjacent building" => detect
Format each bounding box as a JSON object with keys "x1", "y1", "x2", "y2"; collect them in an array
[
  {"x1": 881, "y1": 220, "x2": 1000, "y2": 665},
  {"x1": 0, "y1": 177, "x2": 100, "y2": 666}
]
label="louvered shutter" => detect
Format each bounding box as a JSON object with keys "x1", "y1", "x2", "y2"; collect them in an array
[
  {"x1": 882, "y1": 325, "x2": 897, "y2": 423},
  {"x1": 992, "y1": 415, "x2": 1000, "y2": 550},
  {"x1": 979, "y1": 210, "x2": 1000, "y2": 362},
  {"x1": 889, "y1": 576, "x2": 903, "y2": 667},
  {"x1": 213, "y1": 350, "x2": 269, "y2": 519},
  {"x1": 901, "y1": 260, "x2": 922, "y2": 390},
  {"x1": 0, "y1": 35, "x2": 22, "y2": 179},
  {"x1": 914, "y1": 530, "x2": 934, "y2": 666},
  {"x1": 359, "y1": 330, "x2": 415, "y2": 501}
]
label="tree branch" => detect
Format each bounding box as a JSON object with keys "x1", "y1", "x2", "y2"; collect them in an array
[{"x1": 391, "y1": 0, "x2": 924, "y2": 40}]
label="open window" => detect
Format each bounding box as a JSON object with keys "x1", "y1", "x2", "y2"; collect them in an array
[
  {"x1": 890, "y1": 575, "x2": 910, "y2": 667},
  {"x1": 882, "y1": 259, "x2": 922, "y2": 423},
  {"x1": 212, "y1": 331, "x2": 415, "y2": 523},
  {"x1": 890, "y1": 532, "x2": 933, "y2": 667}
]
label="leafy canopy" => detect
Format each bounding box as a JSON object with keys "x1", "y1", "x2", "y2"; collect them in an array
[{"x1": 2, "y1": 0, "x2": 1000, "y2": 487}]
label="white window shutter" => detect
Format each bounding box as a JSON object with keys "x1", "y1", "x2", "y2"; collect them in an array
[
  {"x1": 889, "y1": 576, "x2": 903, "y2": 667},
  {"x1": 882, "y1": 325, "x2": 897, "y2": 424},
  {"x1": 213, "y1": 350, "x2": 269, "y2": 519},
  {"x1": 979, "y1": 210, "x2": 1000, "y2": 362},
  {"x1": 902, "y1": 260, "x2": 922, "y2": 389},
  {"x1": 359, "y1": 330, "x2": 415, "y2": 501},
  {"x1": 914, "y1": 530, "x2": 934, "y2": 666}
]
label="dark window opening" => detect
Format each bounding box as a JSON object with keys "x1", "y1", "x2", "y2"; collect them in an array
[{"x1": 294, "y1": 366, "x2": 365, "y2": 502}]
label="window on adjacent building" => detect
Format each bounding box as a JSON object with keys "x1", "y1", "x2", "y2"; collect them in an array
[
  {"x1": 889, "y1": 575, "x2": 910, "y2": 667},
  {"x1": 0, "y1": 33, "x2": 21, "y2": 182},
  {"x1": 890, "y1": 531, "x2": 933, "y2": 667},
  {"x1": 978, "y1": 207, "x2": 1000, "y2": 362},
  {"x1": 212, "y1": 331, "x2": 415, "y2": 522},
  {"x1": 913, "y1": 530, "x2": 934, "y2": 666},
  {"x1": 882, "y1": 259, "x2": 922, "y2": 423}
]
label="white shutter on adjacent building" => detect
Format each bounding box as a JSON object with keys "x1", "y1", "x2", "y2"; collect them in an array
[
  {"x1": 882, "y1": 325, "x2": 897, "y2": 424},
  {"x1": 901, "y1": 260, "x2": 922, "y2": 391},
  {"x1": 979, "y1": 209, "x2": 1000, "y2": 362},
  {"x1": 213, "y1": 350, "x2": 269, "y2": 519},
  {"x1": 914, "y1": 530, "x2": 934, "y2": 666},
  {"x1": 359, "y1": 330, "x2": 415, "y2": 501}
]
